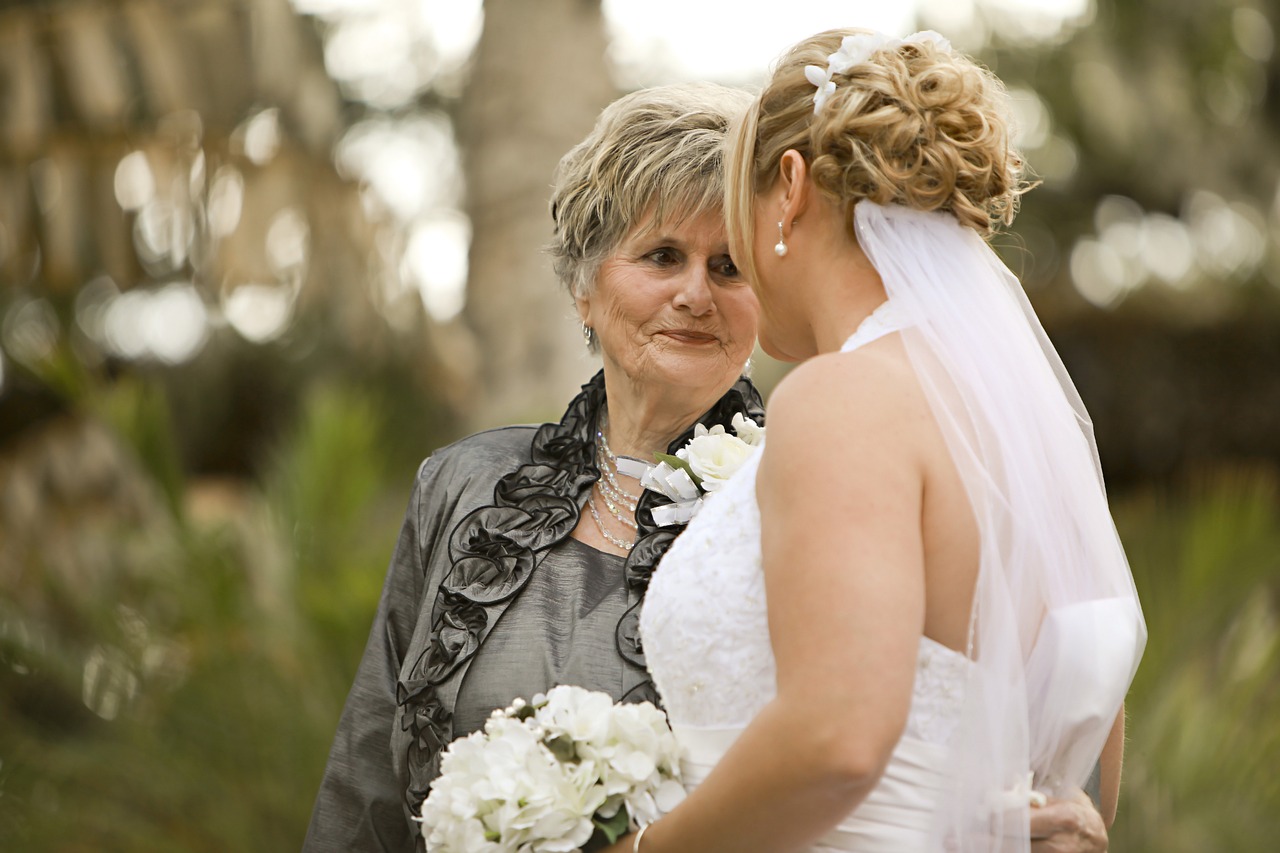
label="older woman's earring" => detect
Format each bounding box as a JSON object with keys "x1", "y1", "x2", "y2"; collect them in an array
[
  {"x1": 774, "y1": 221, "x2": 788, "y2": 257},
  {"x1": 582, "y1": 322, "x2": 594, "y2": 347}
]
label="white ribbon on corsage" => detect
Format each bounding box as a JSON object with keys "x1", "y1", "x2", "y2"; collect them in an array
[
  {"x1": 615, "y1": 457, "x2": 702, "y2": 526},
  {"x1": 623, "y1": 459, "x2": 704, "y2": 527}
]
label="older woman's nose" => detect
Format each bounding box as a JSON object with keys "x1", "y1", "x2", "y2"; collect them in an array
[{"x1": 672, "y1": 266, "x2": 715, "y2": 315}]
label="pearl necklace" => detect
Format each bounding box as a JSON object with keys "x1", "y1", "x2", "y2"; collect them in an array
[
  {"x1": 596, "y1": 447, "x2": 638, "y2": 524},
  {"x1": 588, "y1": 413, "x2": 644, "y2": 551},
  {"x1": 587, "y1": 491, "x2": 635, "y2": 552}
]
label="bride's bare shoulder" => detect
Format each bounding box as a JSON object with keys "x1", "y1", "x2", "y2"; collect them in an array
[{"x1": 766, "y1": 340, "x2": 924, "y2": 441}]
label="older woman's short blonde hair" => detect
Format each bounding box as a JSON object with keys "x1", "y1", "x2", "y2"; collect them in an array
[{"x1": 549, "y1": 83, "x2": 753, "y2": 300}]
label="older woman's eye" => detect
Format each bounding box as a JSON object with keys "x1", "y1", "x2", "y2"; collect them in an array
[
  {"x1": 713, "y1": 256, "x2": 742, "y2": 279},
  {"x1": 646, "y1": 248, "x2": 680, "y2": 266}
]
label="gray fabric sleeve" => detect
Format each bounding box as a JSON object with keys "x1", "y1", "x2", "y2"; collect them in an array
[{"x1": 302, "y1": 460, "x2": 434, "y2": 853}]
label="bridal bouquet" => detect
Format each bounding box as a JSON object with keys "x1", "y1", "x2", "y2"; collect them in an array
[{"x1": 419, "y1": 685, "x2": 686, "y2": 852}]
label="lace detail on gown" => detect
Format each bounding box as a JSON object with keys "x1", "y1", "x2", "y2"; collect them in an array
[
  {"x1": 640, "y1": 448, "x2": 970, "y2": 746},
  {"x1": 908, "y1": 638, "x2": 969, "y2": 745},
  {"x1": 642, "y1": 448, "x2": 774, "y2": 728},
  {"x1": 641, "y1": 301, "x2": 969, "y2": 851}
]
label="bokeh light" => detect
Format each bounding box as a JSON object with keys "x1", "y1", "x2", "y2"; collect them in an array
[
  {"x1": 1071, "y1": 237, "x2": 1132, "y2": 308},
  {"x1": 1, "y1": 297, "x2": 59, "y2": 367},
  {"x1": 1008, "y1": 87, "x2": 1051, "y2": 150},
  {"x1": 235, "y1": 108, "x2": 283, "y2": 166},
  {"x1": 605, "y1": 0, "x2": 916, "y2": 85},
  {"x1": 74, "y1": 275, "x2": 119, "y2": 344},
  {"x1": 114, "y1": 151, "x2": 156, "y2": 212},
  {"x1": 335, "y1": 113, "x2": 461, "y2": 223},
  {"x1": 1186, "y1": 190, "x2": 1266, "y2": 280},
  {"x1": 1068, "y1": 189, "x2": 1270, "y2": 307},
  {"x1": 207, "y1": 166, "x2": 245, "y2": 239},
  {"x1": 1139, "y1": 214, "x2": 1195, "y2": 287},
  {"x1": 1233, "y1": 7, "x2": 1275, "y2": 64},
  {"x1": 266, "y1": 208, "x2": 310, "y2": 276},
  {"x1": 404, "y1": 213, "x2": 470, "y2": 322},
  {"x1": 100, "y1": 283, "x2": 209, "y2": 364},
  {"x1": 224, "y1": 283, "x2": 297, "y2": 344}
]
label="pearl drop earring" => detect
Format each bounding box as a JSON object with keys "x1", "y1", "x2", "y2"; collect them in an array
[{"x1": 773, "y1": 220, "x2": 788, "y2": 257}]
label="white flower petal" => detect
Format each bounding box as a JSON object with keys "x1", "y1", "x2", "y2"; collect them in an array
[
  {"x1": 904, "y1": 30, "x2": 950, "y2": 52},
  {"x1": 683, "y1": 433, "x2": 755, "y2": 491},
  {"x1": 803, "y1": 64, "x2": 831, "y2": 88},
  {"x1": 654, "y1": 778, "x2": 687, "y2": 812},
  {"x1": 731, "y1": 413, "x2": 764, "y2": 447}
]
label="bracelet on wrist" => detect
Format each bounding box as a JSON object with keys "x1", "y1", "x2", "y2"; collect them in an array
[{"x1": 632, "y1": 822, "x2": 651, "y2": 853}]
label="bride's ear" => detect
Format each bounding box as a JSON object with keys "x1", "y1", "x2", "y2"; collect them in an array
[{"x1": 777, "y1": 149, "x2": 811, "y2": 228}]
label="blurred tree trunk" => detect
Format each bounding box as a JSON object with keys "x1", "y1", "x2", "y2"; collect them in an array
[{"x1": 459, "y1": 0, "x2": 617, "y2": 429}]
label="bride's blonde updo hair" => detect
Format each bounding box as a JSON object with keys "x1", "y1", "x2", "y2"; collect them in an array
[{"x1": 727, "y1": 29, "x2": 1029, "y2": 278}]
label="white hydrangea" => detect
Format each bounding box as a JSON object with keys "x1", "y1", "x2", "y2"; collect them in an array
[{"x1": 419, "y1": 685, "x2": 685, "y2": 852}]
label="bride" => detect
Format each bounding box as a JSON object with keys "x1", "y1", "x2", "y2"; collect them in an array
[{"x1": 621, "y1": 29, "x2": 1146, "y2": 853}]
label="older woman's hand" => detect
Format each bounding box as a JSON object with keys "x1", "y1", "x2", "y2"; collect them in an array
[{"x1": 1030, "y1": 787, "x2": 1108, "y2": 853}]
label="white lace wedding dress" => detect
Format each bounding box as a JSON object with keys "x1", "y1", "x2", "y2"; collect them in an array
[{"x1": 641, "y1": 304, "x2": 963, "y2": 851}]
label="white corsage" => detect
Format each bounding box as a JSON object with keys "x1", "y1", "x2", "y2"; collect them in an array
[
  {"x1": 804, "y1": 30, "x2": 952, "y2": 114},
  {"x1": 620, "y1": 413, "x2": 764, "y2": 527},
  {"x1": 419, "y1": 686, "x2": 686, "y2": 852}
]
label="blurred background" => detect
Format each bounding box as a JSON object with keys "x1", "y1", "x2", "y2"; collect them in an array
[{"x1": 0, "y1": 0, "x2": 1277, "y2": 849}]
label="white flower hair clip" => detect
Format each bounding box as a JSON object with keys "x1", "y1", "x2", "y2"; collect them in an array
[{"x1": 803, "y1": 30, "x2": 952, "y2": 114}]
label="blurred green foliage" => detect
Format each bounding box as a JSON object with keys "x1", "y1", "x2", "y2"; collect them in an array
[
  {"x1": 1, "y1": 379, "x2": 409, "y2": 851},
  {"x1": 1, "y1": 375, "x2": 1278, "y2": 850},
  {"x1": 1112, "y1": 467, "x2": 1280, "y2": 851}
]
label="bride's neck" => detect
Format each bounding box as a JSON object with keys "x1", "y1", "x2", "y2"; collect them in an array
[
  {"x1": 801, "y1": 249, "x2": 888, "y2": 355},
  {"x1": 787, "y1": 203, "x2": 888, "y2": 356}
]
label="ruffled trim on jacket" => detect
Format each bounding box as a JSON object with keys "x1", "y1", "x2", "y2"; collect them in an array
[{"x1": 398, "y1": 369, "x2": 764, "y2": 809}]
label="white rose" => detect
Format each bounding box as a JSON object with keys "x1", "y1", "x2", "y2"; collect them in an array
[{"x1": 677, "y1": 426, "x2": 755, "y2": 492}]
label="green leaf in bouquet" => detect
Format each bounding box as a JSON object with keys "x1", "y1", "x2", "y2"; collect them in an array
[
  {"x1": 654, "y1": 453, "x2": 702, "y2": 488},
  {"x1": 592, "y1": 806, "x2": 632, "y2": 845},
  {"x1": 545, "y1": 732, "x2": 578, "y2": 763}
]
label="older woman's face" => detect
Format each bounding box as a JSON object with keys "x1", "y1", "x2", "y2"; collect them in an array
[{"x1": 576, "y1": 210, "x2": 758, "y2": 401}]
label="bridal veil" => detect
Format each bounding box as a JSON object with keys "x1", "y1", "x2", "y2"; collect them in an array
[{"x1": 853, "y1": 200, "x2": 1146, "y2": 852}]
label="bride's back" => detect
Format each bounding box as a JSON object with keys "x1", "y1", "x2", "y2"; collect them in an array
[{"x1": 819, "y1": 312, "x2": 981, "y2": 658}]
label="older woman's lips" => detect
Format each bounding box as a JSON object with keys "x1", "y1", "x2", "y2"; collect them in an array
[{"x1": 659, "y1": 330, "x2": 719, "y2": 345}]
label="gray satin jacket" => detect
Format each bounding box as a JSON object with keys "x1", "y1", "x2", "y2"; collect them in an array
[{"x1": 302, "y1": 372, "x2": 764, "y2": 852}]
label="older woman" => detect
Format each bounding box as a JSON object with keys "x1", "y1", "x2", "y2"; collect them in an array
[{"x1": 302, "y1": 83, "x2": 762, "y2": 852}]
